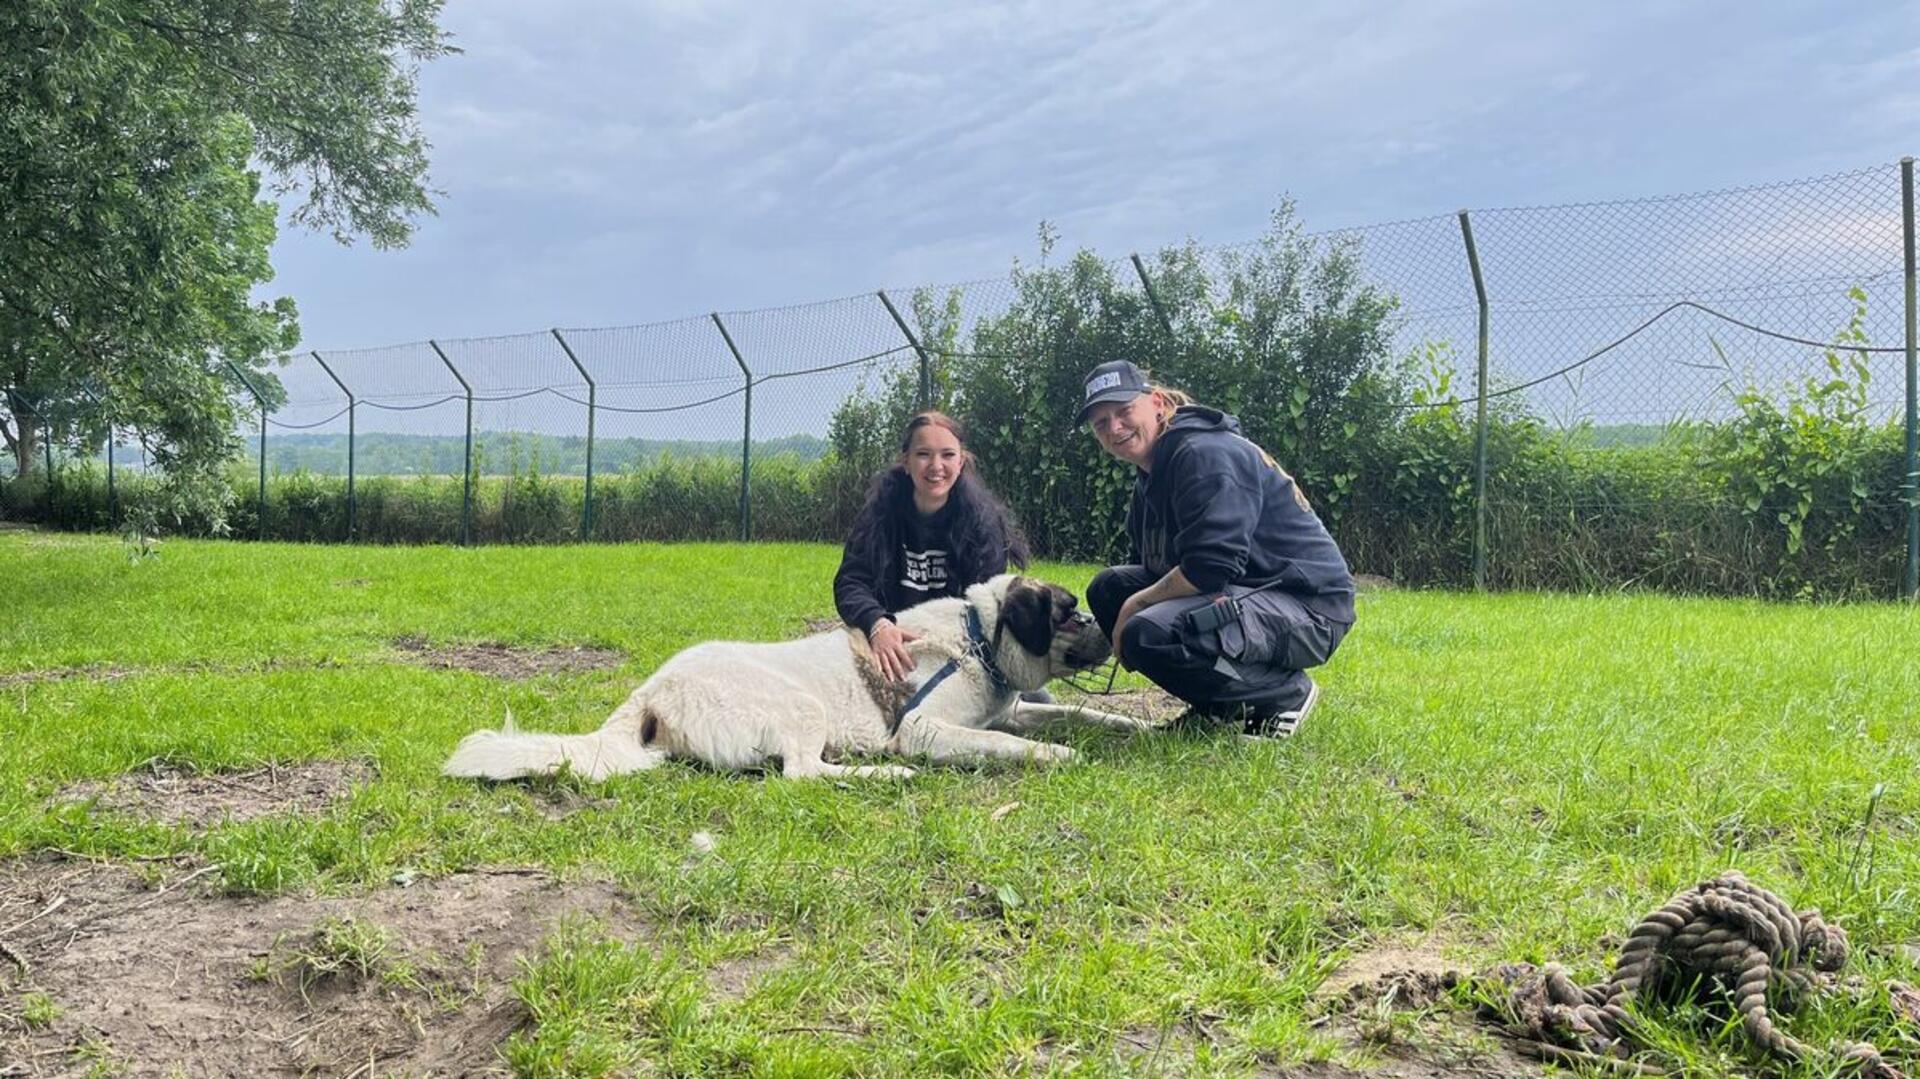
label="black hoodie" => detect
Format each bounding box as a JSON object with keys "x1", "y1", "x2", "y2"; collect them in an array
[
  {"x1": 833, "y1": 472, "x2": 1010, "y2": 635},
  {"x1": 1127, "y1": 406, "x2": 1356, "y2": 623}
]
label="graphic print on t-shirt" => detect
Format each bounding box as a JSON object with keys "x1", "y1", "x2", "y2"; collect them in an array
[{"x1": 900, "y1": 546, "x2": 950, "y2": 594}]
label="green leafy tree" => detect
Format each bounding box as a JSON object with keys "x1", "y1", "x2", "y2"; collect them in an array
[
  {"x1": 0, "y1": 0, "x2": 453, "y2": 531},
  {"x1": 925, "y1": 208, "x2": 1406, "y2": 561}
]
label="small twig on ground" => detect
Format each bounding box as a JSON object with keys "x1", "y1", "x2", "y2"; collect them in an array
[
  {"x1": 772, "y1": 1025, "x2": 865, "y2": 1036},
  {"x1": 1504, "y1": 1035, "x2": 1666, "y2": 1076},
  {"x1": 1, "y1": 1027, "x2": 77, "y2": 1072},
  {"x1": 134, "y1": 863, "x2": 221, "y2": 907},
  {"x1": 341, "y1": 1044, "x2": 408, "y2": 1079},
  {"x1": 0, "y1": 896, "x2": 68, "y2": 938}
]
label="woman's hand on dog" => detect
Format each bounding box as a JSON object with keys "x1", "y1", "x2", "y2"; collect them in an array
[{"x1": 868, "y1": 619, "x2": 922, "y2": 683}]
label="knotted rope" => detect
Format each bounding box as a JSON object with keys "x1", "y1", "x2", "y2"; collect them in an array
[{"x1": 1497, "y1": 871, "x2": 1899, "y2": 1077}]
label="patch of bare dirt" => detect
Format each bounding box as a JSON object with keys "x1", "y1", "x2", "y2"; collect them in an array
[
  {"x1": 56, "y1": 759, "x2": 376, "y2": 829},
  {"x1": 1277, "y1": 939, "x2": 1546, "y2": 1079},
  {"x1": 705, "y1": 945, "x2": 792, "y2": 999},
  {"x1": 4, "y1": 635, "x2": 627, "y2": 689},
  {"x1": 0, "y1": 857, "x2": 647, "y2": 1077},
  {"x1": 391, "y1": 636, "x2": 624, "y2": 679},
  {"x1": 1318, "y1": 941, "x2": 1463, "y2": 1004},
  {"x1": 1054, "y1": 683, "x2": 1186, "y2": 726},
  {"x1": 0, "y1": 665, "x2": 147, "y2": 689},
  {"x1": 801, "y1": 616, "x2": 843, "y2": 635},
  {"x1": 0, "y1": 658, "x2": 345, "y2": 689}
]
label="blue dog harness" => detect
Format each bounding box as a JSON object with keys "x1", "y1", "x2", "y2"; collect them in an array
[{"x1": 889, "y1": 605, "x2": 1012, "y2": 734}]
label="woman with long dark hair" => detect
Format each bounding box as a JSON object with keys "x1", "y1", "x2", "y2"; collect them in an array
[{"x1": 834, "y1": 411, "x2": 1031, "y2": 683}]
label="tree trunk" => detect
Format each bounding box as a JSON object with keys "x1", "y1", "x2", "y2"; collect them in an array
[{"x1": 3, "y1": 398, "x2": 38, "y2": 477}]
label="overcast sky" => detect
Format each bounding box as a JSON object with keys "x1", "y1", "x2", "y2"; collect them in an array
[{"x1": 267, "y1": 0, "x2": 1920, "y2": 353}]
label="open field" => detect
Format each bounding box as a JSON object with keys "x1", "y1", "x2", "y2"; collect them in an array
[{"x1": 3, "y1": 532, "x2": 1919, "y2": 1076}]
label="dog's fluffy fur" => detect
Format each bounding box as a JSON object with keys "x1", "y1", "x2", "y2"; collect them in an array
[{"x1": 443, "y1": 574, "x2": 1149, "y2": 782}]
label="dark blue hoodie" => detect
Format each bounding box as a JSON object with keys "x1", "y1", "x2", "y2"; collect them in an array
[{"x1": 1128, "y1": 406, "x2": 1356, "y2": 623}]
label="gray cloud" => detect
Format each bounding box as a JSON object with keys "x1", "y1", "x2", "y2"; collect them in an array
[{"x1": 267, "y1": 0, "x2": 1920, "y2": 350}]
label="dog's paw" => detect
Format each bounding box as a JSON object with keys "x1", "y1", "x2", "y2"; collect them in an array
[
  {"x1": 1029, "y1": 743, "x2": 1076, "y2": 765},
  {"x1": 837, "y1": 764, "x2": 917, "y2": 780}
]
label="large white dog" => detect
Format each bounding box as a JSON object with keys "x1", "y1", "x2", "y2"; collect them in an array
[{"x1": 443, "y1": 575, "x2": 1150, "y2": 782}]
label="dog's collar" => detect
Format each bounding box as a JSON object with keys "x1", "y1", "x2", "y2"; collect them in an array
[
  {"x1": 964, "y1": 604, "x2": 1013, "y2": 698},
  {"x1": 890, "y1": 604, "x2": 1013, "y2": 734}
]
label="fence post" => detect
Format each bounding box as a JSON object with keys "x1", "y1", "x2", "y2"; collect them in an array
[
  {"x1": 1902, "y1": 156, "x2": 1917, "y2": 602},
  {"x1": 711, "y1": 313, "x2": 753, "y2": 542},
  {"x1": 1130, "y1": 253, "x2": 1177, "y2": 340},
  {"x1": 877, "y1": 290, "x2": 933, "y2": 410},
  {"x1": 1458, "y1": 210, "x2": 1491, "y2": 592},
  {"x1": 223, "y1": 360, "x2": 269, "y2": 541},
  {"x1": 311, "y1": 350, "x2": 356, "y2": 542},
  {"x1": 429, "y1": 340, "x2": 474, "y2": 547},
  {"x1": 550, "y1": 329, "x2": 596, "y2": 541}
]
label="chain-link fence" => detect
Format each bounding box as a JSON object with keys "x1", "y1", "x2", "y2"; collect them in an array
[{"x1": 10, "y1": 159, "x2": 1918, "y2": 596}]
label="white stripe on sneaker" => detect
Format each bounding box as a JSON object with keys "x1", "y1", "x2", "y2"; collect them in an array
[{"x1": 1243, "y1": 675, "x2": 1318, "y2": 740}]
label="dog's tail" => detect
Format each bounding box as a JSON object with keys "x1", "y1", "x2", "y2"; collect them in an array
[{"x1": 443, "y1": 706, "x2": 667, "y2": 782}]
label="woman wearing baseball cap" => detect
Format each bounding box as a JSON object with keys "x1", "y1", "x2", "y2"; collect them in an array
[{"x1": 1076, "y1": 360, "x2": 1356, "y2": 737}]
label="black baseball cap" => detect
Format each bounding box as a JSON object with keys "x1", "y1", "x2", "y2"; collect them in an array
[{"x1": 1076, "y1": 360, "x2": 1150, "y2": 423}]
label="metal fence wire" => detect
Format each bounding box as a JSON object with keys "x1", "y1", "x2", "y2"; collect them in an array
[{"x1": 17, "y1": 159, "x2": 1920, "y2": 596}]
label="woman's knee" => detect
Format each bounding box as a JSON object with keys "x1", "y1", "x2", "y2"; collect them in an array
[
  {"x1": 1088, "y1": 566, "x2": 1128, "y2": 602},
  {"x1": 1086, "y1": 567, "x2": 1135, "y2": 625},
  {"x1": 1117, "y1": 615, "x2": 1172, "y2": 673}
]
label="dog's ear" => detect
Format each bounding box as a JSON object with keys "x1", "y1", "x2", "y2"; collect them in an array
[
  {"x1": 999, "y1": 578, "x2": 1056, "y2": 656},
  {"x1": 1047, "y1": 584, "x2": 1079, "y2": 616}
]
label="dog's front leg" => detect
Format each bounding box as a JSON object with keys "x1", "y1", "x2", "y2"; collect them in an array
[
  {"x1": 1002, "y1": 700, "x2": 1156, "y2": 734},
  {"x1": 893, "y1": 713, "x2": 1075, "y2": 765}
]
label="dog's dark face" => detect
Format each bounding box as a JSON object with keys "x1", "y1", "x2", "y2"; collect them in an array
[{"x1": 998, "y1": 576, "x2": 1111, "y2": 673}]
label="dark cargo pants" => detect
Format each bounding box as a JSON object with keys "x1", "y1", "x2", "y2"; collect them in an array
[{"x1": 1087, "y1": 565, "x2": 1349, "y2": 719}]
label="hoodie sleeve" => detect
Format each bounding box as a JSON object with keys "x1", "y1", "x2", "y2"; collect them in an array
[
  {"x1": 1168, "y1": 452, "x2": 1264, "y2": 594},
  {"x1": 833, "y1": 536, "x2": 892, "y2": 635}
]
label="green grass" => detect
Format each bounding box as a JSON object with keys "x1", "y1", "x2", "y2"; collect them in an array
[{"x1": 4, "y1": 532, "x2": 1920, "y2": 1075}]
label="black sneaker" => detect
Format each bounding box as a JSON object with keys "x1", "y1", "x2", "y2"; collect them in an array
[{"x1": 1242, "y1": 676, "x2": 1319, "y2": 740}]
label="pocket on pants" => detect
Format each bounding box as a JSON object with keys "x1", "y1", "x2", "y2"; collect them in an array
[
  {"x1": 1239, "y1": 601, "x2": 1333, "y2": 671},
  {"x1": 1230, "y1": 610, "x2": 1280, "y2": 666},
  {"x1": 1272, "y1": 609, "x2": 1338, "y2": 670},
  {"x1": 1186, "y1": 603, "x2": 1271, "y2": 665},
  {"x1": 1181, "y1": 594, "x2": 1332, "y2": 671}
]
